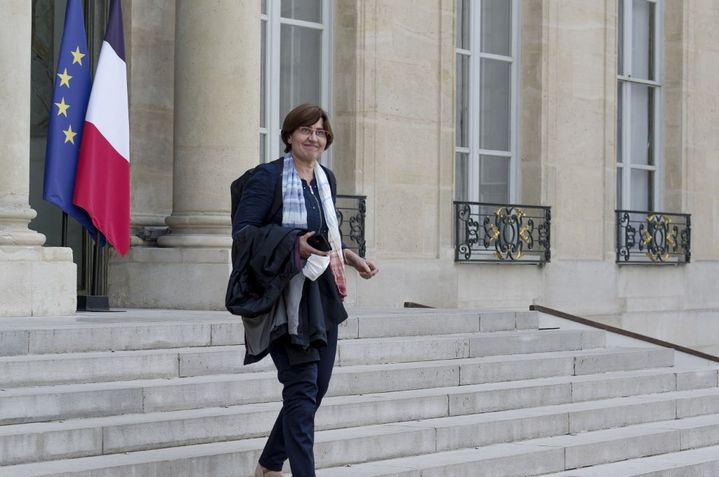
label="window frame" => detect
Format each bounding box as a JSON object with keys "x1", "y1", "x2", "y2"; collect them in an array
[
  {"x1": 260, "y1": 0, "x2": 333, "y2": 165},
  {"x1": 455, "y1": 0, "x2": 521, "y2": 203},
  {"x1": 617, "y1": 0, "x2": 663, "y2": 211}
]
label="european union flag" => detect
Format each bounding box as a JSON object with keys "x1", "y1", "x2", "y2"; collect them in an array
[{"x1": 43, "y1": 0, "x2": 98, "y2": 238}]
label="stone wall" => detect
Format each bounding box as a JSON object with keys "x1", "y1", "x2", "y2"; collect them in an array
[
  {"x1": 683, "y1": 0, "x2": 719, "y2": 261},
  {"x1": 341, "y1": 0, "x2": 719, "y2": 341},
  {"x1": 101, "y1": 0, "x2": 719, "y2": 351}
]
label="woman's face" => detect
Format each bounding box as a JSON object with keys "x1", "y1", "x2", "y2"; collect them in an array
[{"x1": 288, "y1": 118, "x2": 327, "y2": 163}]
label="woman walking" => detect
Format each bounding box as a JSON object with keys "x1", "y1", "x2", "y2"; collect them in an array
[{"x1": 233, "y1": 103, "x2": 378, "y2": 477}]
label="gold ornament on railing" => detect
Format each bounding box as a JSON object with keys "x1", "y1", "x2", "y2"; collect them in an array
[{"x1": 644, "y1": 214, "x2": 678, "y2": 262}]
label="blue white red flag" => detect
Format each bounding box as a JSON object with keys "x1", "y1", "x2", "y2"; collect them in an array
[
  {"x1": 74, "y1": 0, "x2": 130, "y2": 255},
  {"x1": 42, "y1": 0, "x2": 99, "y2": 237}
]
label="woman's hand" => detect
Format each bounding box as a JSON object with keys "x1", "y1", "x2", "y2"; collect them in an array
[
  {"x1": 299, "y1": 231, "x2": 330, "y2": 259},
  {"x1": 343, "y1": 249, "x2": 379, "y2": 279}
]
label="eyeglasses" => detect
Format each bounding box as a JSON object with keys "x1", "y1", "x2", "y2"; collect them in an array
[{"x1": 297, "y1": 126, "x2": 328, "y2": 139}]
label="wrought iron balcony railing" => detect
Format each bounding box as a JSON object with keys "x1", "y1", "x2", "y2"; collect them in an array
[
  {"x1": 454, "y1": 201, "x2": 551, "y2": 264},
  {"x1": 616, "y1": 210, "x2": 691, "y2": 264},
  {"x1": 336, "y1": 194, "x2": 367, "y2": 258}
]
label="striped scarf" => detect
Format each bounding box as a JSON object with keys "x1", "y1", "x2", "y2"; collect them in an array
[{"x1": 281, "y1": 154, "x2": 347, "y2": 298}]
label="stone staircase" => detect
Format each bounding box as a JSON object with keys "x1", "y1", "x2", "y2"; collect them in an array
[{"x1": 0, "y1": 308, "x2": 718, "y2": 476}]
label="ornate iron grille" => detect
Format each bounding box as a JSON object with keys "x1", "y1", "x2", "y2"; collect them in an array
[
  {"x1": 336, "y1": 195, "x2": 367, "y2": 258},
  {"x1": 616, "y1": 210, "x2": 691, "y2": 264},
  {"x1": 454, "y1": 201, "x2": 551, "y2": 264}
]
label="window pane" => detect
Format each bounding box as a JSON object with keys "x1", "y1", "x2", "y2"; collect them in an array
[
  {"x1": 629, "y1": 83, "x2": 654, "y2": 165},
  {"x1": 480, "y1": 185, "x2": 509, "y2": 204},
  {"x1": 618, "y1": 0, "x2": 624, "y2": 75},
  {"x1": 480, "y1": 155, "x2": 510, "y2": 203},
  {"x1": 479, "y1": 58, "x2": 511, "y2": 151},
  {"x1": 455, "y1": 152, "x2": 469, "y2": 201},
  {"x1": 262, "y1": 0, "x2": 267, "y2": 15},
  {"x1": 631, "y1": 0, "x2": 655, "y2": 80},
  {"x1": 616, "y1": 167, "x2": 623, "y2": 208},
  {"x1": 456, "y1": 53, "x2": 469, "y2": 148},
  {"x1": 261, "y1": 20, "x2": 267, "y2": 128},
  {"x1": 617, "y1": 82, "x2": 623, "y2": 165},
  {"x1": 631, "y1": 169, "x2": 653, "y2": 210},
  {"x1": 648, "y1": 1, "x2": 655, "y2": 80},
  {"x1": 456, "y1": 0, "x2": 470, "y2": 50},
  {"x1": 481, "y1": 0, "x2": 512, "y2": 56},
  {"x1": 280, "y1": 24, "x2": 322, "y2": 120},
  {"x1": 281, "y1": 0, "x2": 321, "y2": 23}
]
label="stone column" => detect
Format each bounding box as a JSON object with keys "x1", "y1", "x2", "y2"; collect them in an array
[
  {"x1": 1, "y1": 1, "x2": 46, "y2": 248},
  {"x1": 124, "y1": 0, "x2": 176, "y2": 245},
  {"x1": 0, "y1": 0, "x2": 75, "y2": 316},
  {"x1": 109, "y1": 0, "x2": 259, "y2": 310},
  {"x1": 158, "y1": 0, "x2": 260, "y2": 248}
]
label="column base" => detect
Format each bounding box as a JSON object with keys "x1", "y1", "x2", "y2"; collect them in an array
[
  {"x1": 108, "y1": 247, "x2": 232, "y2": 310},
  {"x1": 0, "y1": 246, "x2": 76, "y2": 316},
  {"x1": 77, "y1": 295, "x2": 110, "y2": 312}
]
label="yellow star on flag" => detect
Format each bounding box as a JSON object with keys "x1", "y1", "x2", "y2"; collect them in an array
[
  {"x1": 57, "y1": 68, "x2": 72, "y2": 88},
  {"x1": 54, "y1": 97, "x2": 70, "y2": 117},
  {"x1": 70, "y1": 46, "x2": 86, "y2": 66},
  {"x1": 63, "y1": 125, "x2": 77, "y2": 144}
]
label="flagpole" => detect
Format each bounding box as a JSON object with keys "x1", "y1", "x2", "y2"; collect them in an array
[
  {"x1": 61, "y1": 212, "x2": 68, "y2": 247},
  {"x1": 91, "y1": 233, "x2": 100, "y2": 296},
  {"x1": 77, "y1": 231, "x2": 109, "y2": 312}
]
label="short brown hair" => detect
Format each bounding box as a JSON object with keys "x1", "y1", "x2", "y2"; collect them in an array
[{"x1": 281, "y1": 103, "x2": 334, "y2": 153}]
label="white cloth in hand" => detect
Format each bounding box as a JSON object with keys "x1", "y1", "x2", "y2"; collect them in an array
[{"x1": 302, "y1": 253, "x2": 330, "y2": 281}]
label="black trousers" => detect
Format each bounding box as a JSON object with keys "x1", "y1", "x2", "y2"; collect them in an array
[{"x1": 258, "y1": 324, "x2": 338, "y2": 477}]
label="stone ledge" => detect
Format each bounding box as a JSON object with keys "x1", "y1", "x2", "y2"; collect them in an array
[
  {"x1": 0, "y1": 245, "x2": 73, "y2": 262},
  {"x1": 117, "y1": 246, "x2": 231, "y2": 264},
  {"x1": 109, "y1": 247, "x2": 231, "y2": 310},
  {"x1": 0, "y1": 246, "x2": 75, "y2": 317}
]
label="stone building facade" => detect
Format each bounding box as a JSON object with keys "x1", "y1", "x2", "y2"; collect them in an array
[{"x1": 3, "y1": 1, "x2": 719, "y2": 352}]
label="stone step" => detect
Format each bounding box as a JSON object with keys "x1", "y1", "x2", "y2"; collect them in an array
[
  {"x1": 400, "y1": 389, "x2": 719, "y2": 453},
  {"x1": 3, "y1": 409, "x2": 719, "y2": 476},
  {"x1": 336, "y1": 329, "x2": 606, "y2": 366},
  {"x1": 0, "y1": 346, "x2": 272, "y2": 389},
  {"x1": 542, "y1": 443, "x2": 719, "y2": 476},
  {"x1": 0, "y1": 347, "x2": 675, "y2": 425},
  {"x1": 521, "y1": 413, "x2": 719, "y2": 470},
  {"x1": 0, "y1": 309, "x2": 532, "y2": 357},
  {"x1": 0, "y1": 317, "x2": 242, "y2": 357},
  {"x1": 315, "y1": 414, "x2": 719, "y2": 476},
  {"x1": 315, "y1": 444, "x2": 567, "y2": 476},
  {"x1": 1, "y1": 307, "x2": 714, "y2": 476},
  {"x1": 0, "y1": 328, "x2": 612, "y2": 388},
  {"x1": 345, "y1": 309, "x2": 538, "y2": 337},
  {"x1": 1, "y1": 367, "x2": 713, "y2": 465}
]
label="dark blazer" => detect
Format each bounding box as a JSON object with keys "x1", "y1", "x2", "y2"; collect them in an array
[
  {"x1": 233, "y1": 161, "x2": 338, "y2": 238},
  {"x1": 229, "y1": 161, "x2": 347, "y2": 365}
]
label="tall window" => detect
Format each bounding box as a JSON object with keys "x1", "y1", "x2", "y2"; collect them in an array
[
  {"x1": 455, "y1": 0, "x2": 519, "y2": 203},
  {"x1": 260, "y1": 0, "x2": 332, "y2": 163},
  {"x1": 617, "y1": 0, "x2": 662, "y2": 210}
]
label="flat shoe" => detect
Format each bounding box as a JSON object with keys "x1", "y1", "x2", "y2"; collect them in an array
[{"x1": 254, "y1": 463, "x2": 285, "y2": 477}]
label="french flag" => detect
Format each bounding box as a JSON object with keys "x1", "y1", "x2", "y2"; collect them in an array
[{"x1": 74, "y1": 0, "x2": 130, "y2": 255}]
